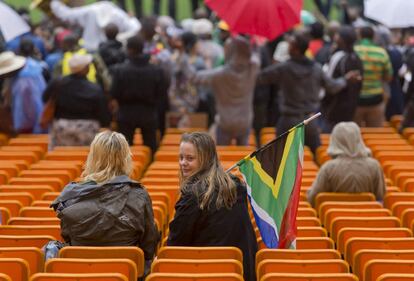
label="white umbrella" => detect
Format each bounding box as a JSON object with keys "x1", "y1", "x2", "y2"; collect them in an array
[
  {"x1": 365, "y1": 0, "x2": 414, "y2": 28},
  {"x1": 0, "y1": 2, "x2": 30, "y2": 42}
]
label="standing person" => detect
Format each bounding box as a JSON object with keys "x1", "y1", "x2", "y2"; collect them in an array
[
  {"x1": 48, "y1": 0, "x2": 141, "y2": 52},
  {"x1": 98, "y1": 23, "x2": 126, "y2": 68},
  {"x1": 0, "y1": 51, "x2": 46, "y2": 134},
  {"x1": 376, "y1": 26, "x2": 405, "y2": 121},
  {"x1": 307, "y1": 122, "x2": 386, "y2": 206},
  {"x1": 42, "y1": 54, "x2": 111, "y2": 148},
  {"x1": 320, "y1": 26, "x2": 363, "y2": 132},
  {"x1": 354, "y1": 26, "x2": 392, "y2": 127},
  {"x1": 110, "y1": 35, "x2": 168, "y2": 153},
  {"x1": 257, "y1": 30, "x2": 359, "y2": 154},
  {"x1": 51, "y1": 131, "x2": 159, "y2": 276},
  {"x1": 167, "y1": 132, "x2": 258, "y2": 281},
  {"x1": 193, "y1": 36, "x2": 260, "y2": 145}
]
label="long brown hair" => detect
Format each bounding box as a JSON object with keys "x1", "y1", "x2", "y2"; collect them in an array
[{"x1": 180, "y1": 132, "x2": 237, "y2": 210}]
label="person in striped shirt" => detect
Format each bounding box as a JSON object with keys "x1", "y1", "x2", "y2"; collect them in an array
[{"x1": 354, "y1": 25, "x2": 392, "y2": 127}]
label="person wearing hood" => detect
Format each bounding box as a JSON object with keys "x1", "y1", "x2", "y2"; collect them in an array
[
  {"x1": 257, "y1": 29, "x2": 360, "y2": 154},
  {"x1": 306, "y1": 122, "x2": 386, "y2": 207},
  {"x1": 193, "y1": 36, "x2": 260, "y2": 145},
  {"x1": 51, "y1": 131, "x2": 159, "y2": 275}
]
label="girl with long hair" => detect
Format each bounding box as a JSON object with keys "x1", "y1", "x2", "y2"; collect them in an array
[{"x1": 167, "y1": 132, "x2": 258, "y2": 281}]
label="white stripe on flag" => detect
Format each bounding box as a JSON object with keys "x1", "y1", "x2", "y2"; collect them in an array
[{"x1": 242, "y1": 174, "x2": 279, "y2": 241}]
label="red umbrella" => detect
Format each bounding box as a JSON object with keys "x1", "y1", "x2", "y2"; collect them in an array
[{"x1": 205, "y1": 0, "x2": 303, "y2": 40}]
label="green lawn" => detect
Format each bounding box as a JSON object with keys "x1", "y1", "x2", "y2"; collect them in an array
[{"x1": 5, "y1": 0, "x2": 319, "y2": 24}]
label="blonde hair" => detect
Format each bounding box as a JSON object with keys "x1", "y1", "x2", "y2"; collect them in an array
[
  {"x1": 81, "y1": 131, "x2": 133, "y2": 184},
  {"x1": 180, "y1": 132, "x2": 237, "y2": 210}
]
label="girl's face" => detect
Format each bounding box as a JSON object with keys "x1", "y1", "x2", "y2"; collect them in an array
[{"x1": 179, "y1": 141, "x2": 200, "y2": 178}]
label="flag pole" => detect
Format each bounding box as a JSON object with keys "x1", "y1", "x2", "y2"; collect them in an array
[{"x1": 225, "y1": 112, "x2": 322, "y2": 173}]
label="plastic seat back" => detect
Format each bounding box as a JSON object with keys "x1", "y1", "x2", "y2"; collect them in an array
[
  {"x1": 45, "y1": 258, "x2": 137, "y2": 281},
  {"x1": 0, "y1": 258, "x2": 29, "y2": 281},
  {"x1": 58, "y1": 247, "x2": 144, "y2": 277},
  {"x1": 256, "y1": 249, "x2": 340, "y2": 267},
  {"x1": 145, "y1": 273, "x2": 243, "y2": 281},
  {"x1": 30, "y1": 273, "x2": 128, "y2": 281},
  {"x1": 151, "y1": 259, "x2": 243, "y2": 275},
  {"x1": 365, "y1": 259, "x2": 414, "y2": 281},
  {"x1": 257, "y1": 259, "x2": 349, "y2": 281},
  {"x1": 157, "y1": 247, "x2": 242, "y2": 263},
  {"x1": 0, "y1": 247, "x2": 44, "y2": 274},
  {"x1": 259, "y1": 273, "x2": 358, "y2": 281}
]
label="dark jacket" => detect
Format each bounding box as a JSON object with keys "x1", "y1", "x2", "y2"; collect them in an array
[
  {"x1": 258, "y1": 57, "x2": 346, "y2": 116},
  {"x1": 110, "y1": 55, "x2": 169, "y2": 125},
  {"x1": 321, "y1": 51, "x2": 363, "y2": 123},
  {"x1": 98, "y1": 39, "x2": 125, "y2": 67},
  {"x1": 42, "y1": 74, "x2": 111, "y2": 127},
  {"x1": 51, "y1": 175, "x2": 159, "y2": 260},
  {"x1": 167, "y1": 178, "x2": 258, "y2": 281}
]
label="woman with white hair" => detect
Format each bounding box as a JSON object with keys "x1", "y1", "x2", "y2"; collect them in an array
[
  {"x1": 307, "y1": 122, "x2": 386, "y2": 206},
  {"x1": 51, "y1": 131, "x2": 159, "y2": 273}
]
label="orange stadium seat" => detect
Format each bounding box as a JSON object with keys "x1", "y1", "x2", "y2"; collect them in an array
[
  {"x1": 59, "y1": 247, "x2": 145, "y2": 278},
  {"x1": 0, "y1": 186, "x2": 54, "y2": 201},
  {"x1": 364, "y1": 259, "x2": 414, "y2": 281},
  {"x1": 8, "y1": 178, "x2": 64, "y2": 192},
  {"x1": 0, "y1": 247, "x2": 44, "y2": 275},
  {"x1": 157, "y1": 247, "x2": 242, "y2": 263},
  {"x1": 324, "y1": 208, "x2": 392, "y2": 230},
  {"x1": 384, "y1": 193, "x2": 414, "y2": 210},
  {"x1": 256, "y1": 249, "x2": 340, "y2": 267},
  {"x1": 45, "y1": 258, "x2": 137, "y2": 281},
  {"x1": 330, "y1": 217, "x2": 401, "y2": 242},
  {"x1": 318, "y1": 201, "x2": 383, "y2": 224},
  {"x1": 297, "y1": 227, "x2": 327, "y2": 237},
  {"x1": 151, "y1": 259, "x2": 243, "y2": 275},
  {"x1": 377, "y1": 273, "x2": 414, "y2": 281},
  {"x1": 30, "y1": 273, "x2": 128, "y2": 281},
  {"x1": 0, "y1": 226, "x2": 61, "y2": 241},
  {"x1": 0, "y1": 235, "x2": 55, "y2": 248},
  {"x1": 8, "y1": 217, "x2": 60, "y2": 226},
  {"x1": 336, "y1": 227, "x2": 412, "y2": 255},
  {"x1": 0, "y1": 258, "x2": 29, "y2": 281},
  {"x1": 19, "y1": 207, "x2": 56, "y2": 218},
  {"x1": 296, "y1": 237, "x2": 335, "y2": 249},
  {"x1": 314, "y1": 192, "x2": 375, "y2": 211},
  {"x1": 259, "y1": 273, "x2": 358, "y2": 281},
  {"x1": 353, "y1": 250, "x2": 414, "y2": 280},
  {"x1": 0, "y1": 193, "x2": 34, "y2": 206},
  {"x1": 0, "y1": 200, "x2": 22, "y2": 217},
  {"x1": 256, "y1": 259, "x2": 349, "y2": 281},
  {"x1": 0, "y1": 208, "x2": 10, "y2": 224},
  {"x1": 344, "y1": 237, "x2": 414, "y2": 265},
  {"x1": 145, "y1": 273, "x2": 243, "y2": 281}
]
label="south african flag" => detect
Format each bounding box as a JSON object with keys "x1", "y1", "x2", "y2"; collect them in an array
[{"x1": 238, "y1": 124, "x2": 304, "y2": 249}]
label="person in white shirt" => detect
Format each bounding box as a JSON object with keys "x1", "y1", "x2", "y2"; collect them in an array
[{"x1": 50, "y1": 0, "x2": 141, "y2": 51}]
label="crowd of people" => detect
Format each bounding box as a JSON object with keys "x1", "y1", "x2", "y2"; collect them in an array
[
  {"x1": 0, "y1": 1, "x2": 405, "y2": 280},
  {"x1": 1, "y1": 0, "x2": 414, "y2": 152}
]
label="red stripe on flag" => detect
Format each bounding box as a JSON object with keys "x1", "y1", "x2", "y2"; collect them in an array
[{"x1": 278, "y1": 158, "x2": 302, "y2": 249}]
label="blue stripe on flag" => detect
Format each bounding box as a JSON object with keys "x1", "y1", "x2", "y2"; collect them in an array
[{"x1": 248, "y1": 194, "x2": 279, "y2": 248}]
